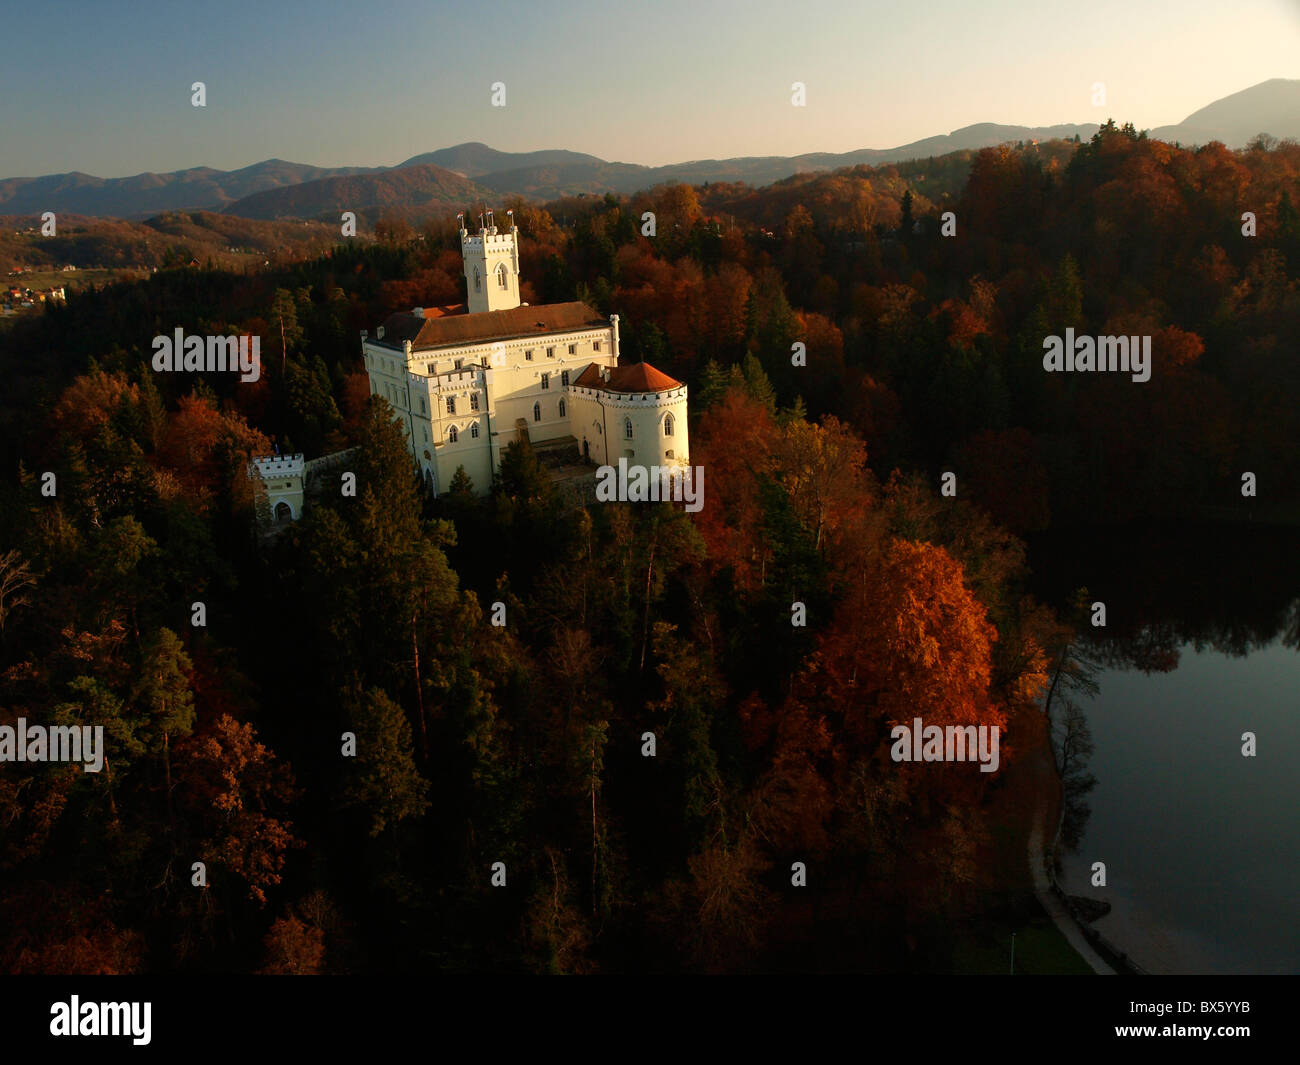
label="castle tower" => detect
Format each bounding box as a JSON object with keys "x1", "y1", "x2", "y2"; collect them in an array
[{"x1": 460, "y1": 209, "x2": 521, "y2": 313}]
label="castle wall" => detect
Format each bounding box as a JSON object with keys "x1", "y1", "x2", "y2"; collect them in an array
[{"x1": 359, "y1": 216, "x2": 689, "y2": 498}]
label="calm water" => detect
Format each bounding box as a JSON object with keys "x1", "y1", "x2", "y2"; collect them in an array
[{"x1": 1029, "y1": 522, "x2": 1300, "y2": 974}]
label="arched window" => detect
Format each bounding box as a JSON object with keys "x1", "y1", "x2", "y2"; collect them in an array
[
  {"x1": 558, "y1": 399, "x2": 566, "y2": 418},
  {"x1": 624, "y1": 417, "x2": 633, "y2": 440},
  {"x1": 663, "y1": 413, "x2": 674, "y2": 437},
  {"x1": 448, "y1": 425, "x2": 458, "y2": 443},
  {"x1": 473, "y1": 266, "x2": 481, "y2": 292},
  {"x1": 533, "y1": 402, "x2": 541, "y2": 422},
  {"x1": 497, "y1": 263, "x2": 509, "y2": 288},
  {"x1": 471, "y1": 422, "x2": 480, "y2": 438}
]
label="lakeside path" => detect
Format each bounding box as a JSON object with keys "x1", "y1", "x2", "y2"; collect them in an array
[{"x1": 1026, "y1": 742, "x2": 1116, "y2": 975}]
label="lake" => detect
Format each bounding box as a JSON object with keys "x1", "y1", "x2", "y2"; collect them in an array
[{"x1": 1028, "y1": 521, "x2": 1300, "y2": 974}]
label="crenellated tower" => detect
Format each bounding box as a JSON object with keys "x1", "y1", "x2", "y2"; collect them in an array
[{"x1": 460, "y1": 209, "x2": 521, "y2": 313}]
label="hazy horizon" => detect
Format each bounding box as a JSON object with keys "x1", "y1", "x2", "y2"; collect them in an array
[{"x1": 1, "y1": 0, "x2": 1298, "y2": 179}]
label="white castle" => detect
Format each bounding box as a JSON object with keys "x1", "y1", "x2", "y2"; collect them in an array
[{"x1": 361, "y1": 210, "x2": 689, "y2": 496}]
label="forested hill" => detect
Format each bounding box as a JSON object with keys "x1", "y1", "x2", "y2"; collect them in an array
[
  {"x1": 5, "y1": 127, "x2": 1299, "y2": 524},
  {"x1": 0, "y1": 124, "x2": 1296, "y2": 973}
]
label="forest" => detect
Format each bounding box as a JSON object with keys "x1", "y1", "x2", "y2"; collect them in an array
[{"x1": 0, "y1": 123, "x2": 1296, "y2": 972}]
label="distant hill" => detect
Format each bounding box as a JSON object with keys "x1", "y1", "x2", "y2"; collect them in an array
[
  {"x1": 1149, "y1": 78, "x2": 1300, "y2": 146},
  {"x1": 399, "y1": 143, "x2": 606, "y2": 177},
  {"x1": 0, "y1": 210, "x2": 347, "y2": 274},
  {"x1": 3, "y1": 80, "x2": 1294, "y2": 219},
  {"x1": 466, "y1": 125, "x2": 1104, "y2": 200},
  {"x1": 0, "y1": 160, "x2": 382, "y2": 219},
  {"x1": 224, "y1": 164, "x2": 483, "y2": 221}
]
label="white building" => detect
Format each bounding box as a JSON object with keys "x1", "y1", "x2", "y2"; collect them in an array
[
  {"x1": 249, "y1": 453, "x2": 305, "y2": 525},
  {"x1": 361, "y1": 211, "x2": 689, "y2": 495}
]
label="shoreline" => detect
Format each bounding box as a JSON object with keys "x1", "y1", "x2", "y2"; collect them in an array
[
  {"x1": 1058, "y1": 856, "x2": 1222, "y2": 975},
  {"x1": 1024, "y1": 729, "x2": 1114, "y2": 974}
]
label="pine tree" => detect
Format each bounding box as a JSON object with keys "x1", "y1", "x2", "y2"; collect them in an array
[{"x1": 341, "y1": 687, "x2": 430, "y2": 838}]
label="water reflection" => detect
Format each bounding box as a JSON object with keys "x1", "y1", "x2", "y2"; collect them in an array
[{"x1": 1029, "y1": 522, "x2": 1300, "y2": 974}]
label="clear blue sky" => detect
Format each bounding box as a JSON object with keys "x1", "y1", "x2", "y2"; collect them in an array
[{"x1": 1, "y1": 0, "x2": 1297, "y2": 178}]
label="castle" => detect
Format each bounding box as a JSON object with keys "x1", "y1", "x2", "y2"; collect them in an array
[{"x1": 360, "y1": 210, "x2": 689, "y2": 496}]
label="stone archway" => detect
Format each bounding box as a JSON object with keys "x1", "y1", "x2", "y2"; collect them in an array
[{"x1": 274, "y1": 501, "x2": 292, "y2": 524}]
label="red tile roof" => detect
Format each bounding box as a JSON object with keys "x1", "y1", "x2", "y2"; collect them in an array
[
  {"x1": 572, "y1": 361, "x2": 684, "y2": 393},
  {"x1": 420, "y1": 303, "x2": 466, "y2": 319},
  {"x1": 377, "y1": 302, "x2": 606, "y2": 350},
  {"x1": 608, "y1": 362, "x2": 683, "y2": 392}
]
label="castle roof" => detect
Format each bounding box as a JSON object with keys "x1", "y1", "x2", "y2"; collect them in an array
[
  {"x1": 377, "y1": 302, "x2": 606, "y2": 351},
  {"x1": 573, "y1": 361, "x2": 684, "y2": 393}
]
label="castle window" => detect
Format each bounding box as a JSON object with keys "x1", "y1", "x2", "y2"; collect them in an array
[
  {"x1": 497, "y1": 263, "x2": 508, "y2": 288},
  {"x1": 419, "y1": 397, "x2": 426, "y2": 414},
  {"x1": 533, "y1": 402, "x2": 541, "y2": 422},
  {"x1": 546, "y1": 346, "x2": 554, "y2": 358},
  {"x1": 448, "y1": 425, "x2": 458, "y2": 443},
  {"x1": 558, "y1": 399, "x2": 566, "y2": 417},
  {"x1": 454, "y1": 358, "x2": 463, "y2": 369},
  {"x1": 481, "y1": 355, "x2": 488, "y2": 367},
  {"x1": 471, "y1": 422, "x2": 480, "y2": 438},
  {"x1": 470, "y1": 393, "x2": 480, "y2": 411},
  {"x1": 526, "y1": 349, "x2": 533, "y2": 361},
  {"x1": 664, "y1": 413, "x2": 674, "y2": 437},
  {"x1": 473, "y1": 267, "x2": 481, "y2": 292},
  {"x1": 593, "y1": 340, "x2": 601, "y2": 352},
  {"x1": 541, "y1": 373, "x2": 549, "y2": 390},
  {"x1": 624, "y1": 417, "x2": 633, "y2": 440},
  {"x1": 665, "y1": 449, "x2": 675, "y2": 459},
  {"x1": 567, "y1": 343, "x2": 576, "y2": 355},
  {"x1": 561, "y1": 370, "x2": 569, "y2": 386},
  {"x1": 446, "y1": 397, "x2": 456, "y2": 415}
]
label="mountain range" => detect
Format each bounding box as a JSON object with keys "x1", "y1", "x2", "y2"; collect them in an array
[{"x1": 1, "y1": 79, "x2": 1295, "y2": 221}]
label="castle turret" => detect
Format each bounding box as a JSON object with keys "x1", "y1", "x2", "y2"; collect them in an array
[{"x1": 460, "y1": 209, "x2": 521, "y2": 313}]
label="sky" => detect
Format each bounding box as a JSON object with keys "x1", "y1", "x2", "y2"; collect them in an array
[{"x1": 1, "y1": 0, "x2": 1298, "y2": 178}]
